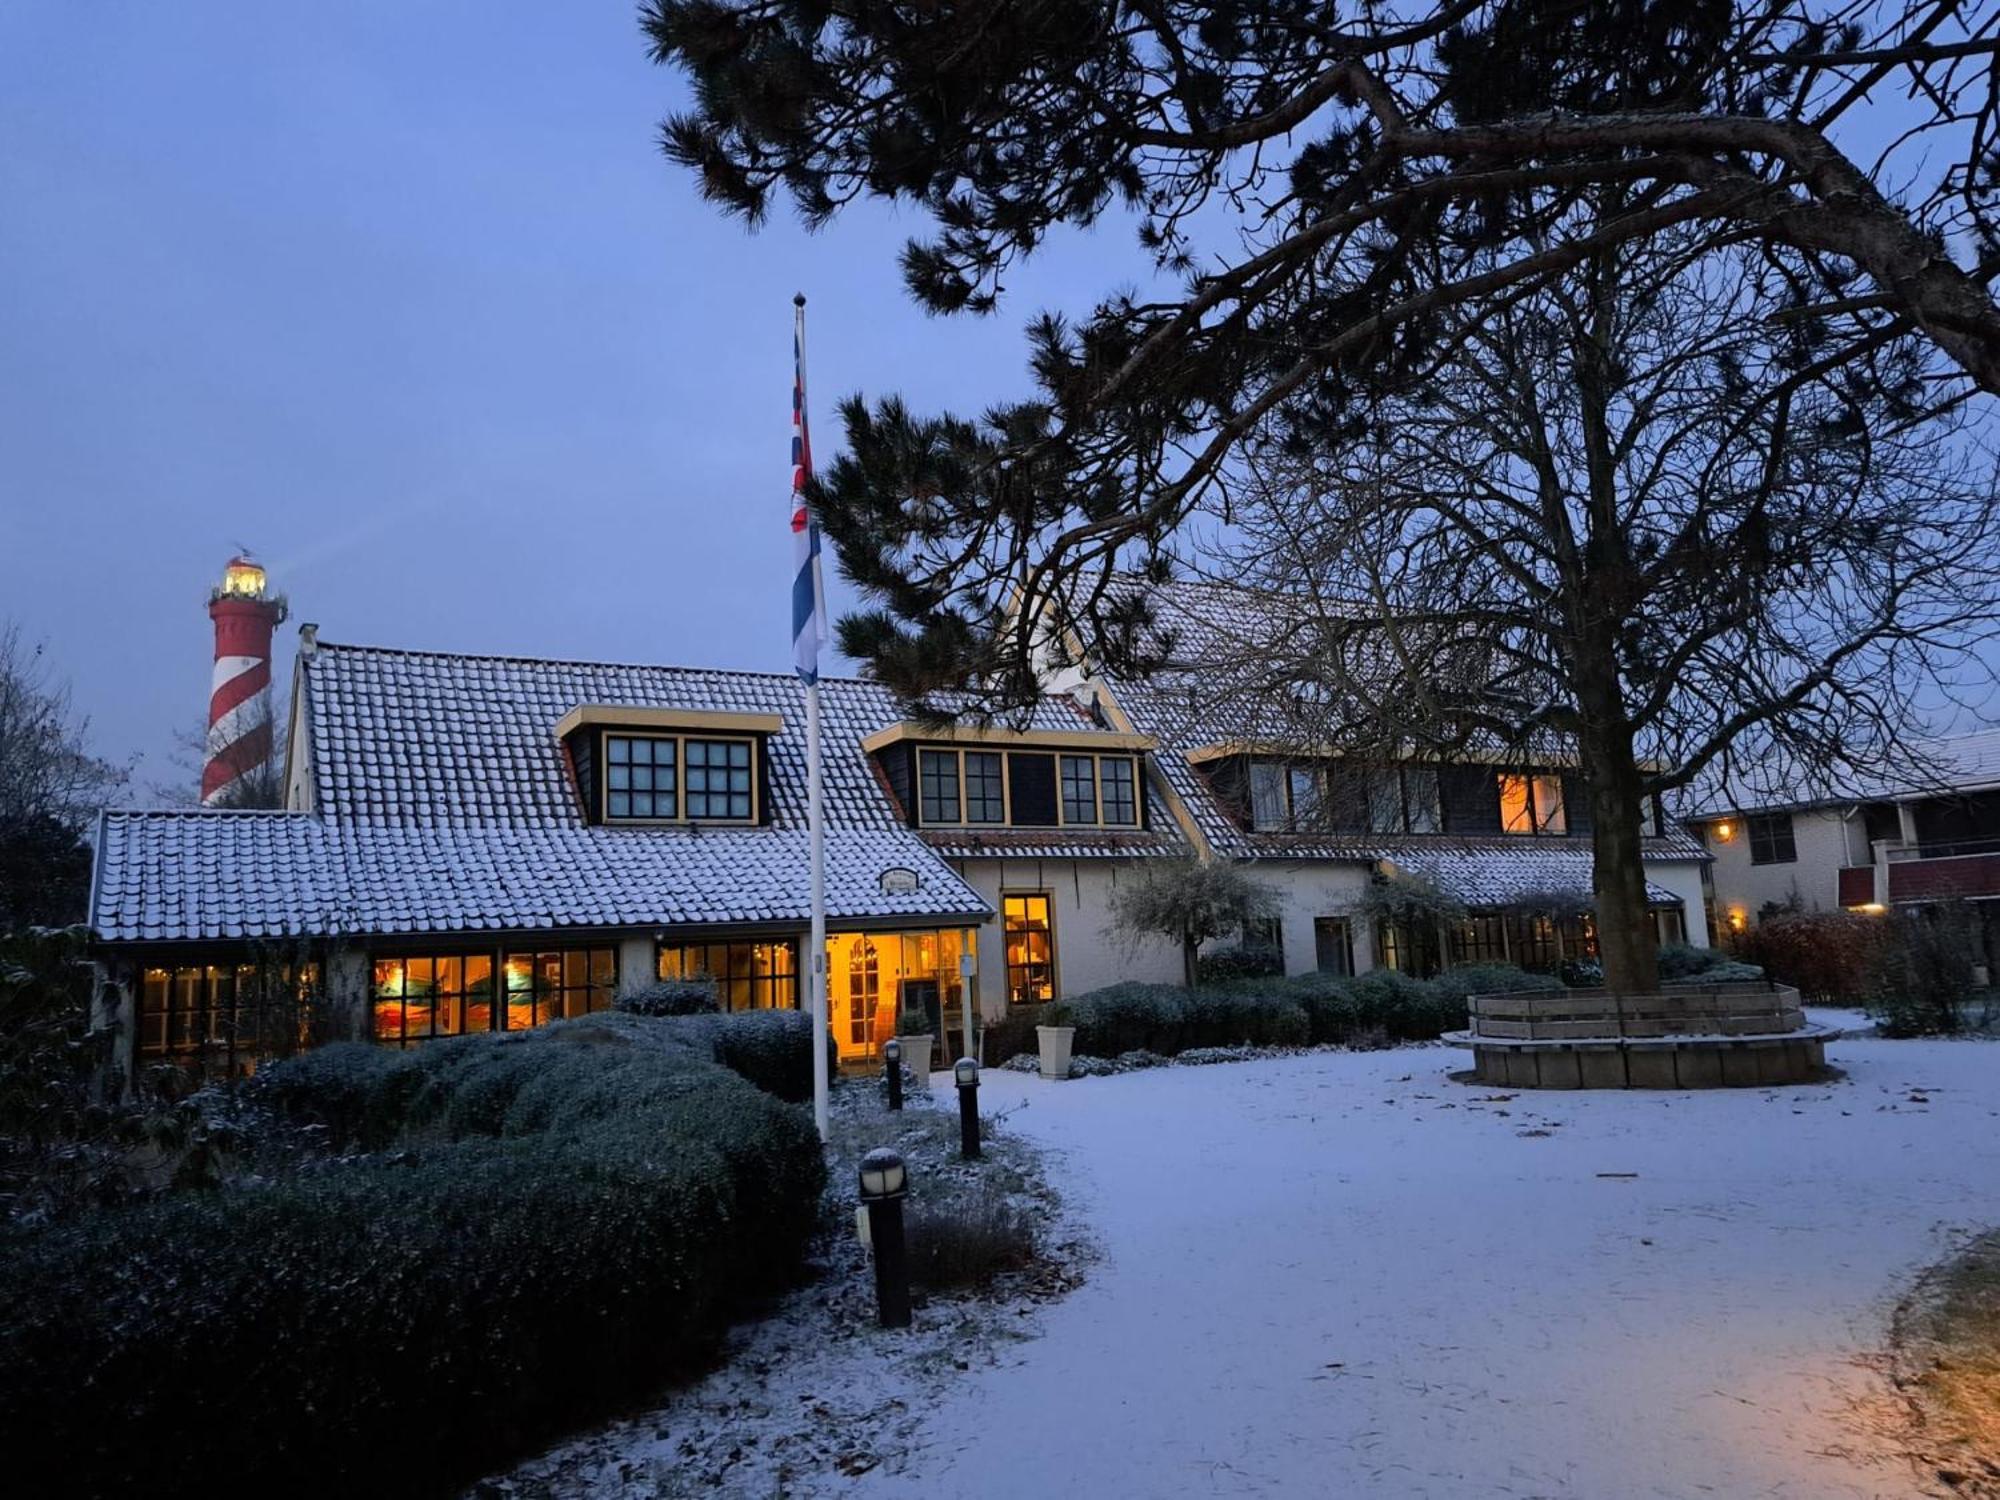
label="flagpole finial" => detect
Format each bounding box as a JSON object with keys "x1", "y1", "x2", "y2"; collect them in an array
[{"x1": 793, "y1": 291, "x2": 806, "y2": 308}]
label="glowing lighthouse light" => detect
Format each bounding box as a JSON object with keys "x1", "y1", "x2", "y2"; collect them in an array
[
  {"x1": 202, "y1": 554, "x2": 288, "y2": 807},
  {"x1": 219, "y1": 556, "x2": 268, "y2": 599}
]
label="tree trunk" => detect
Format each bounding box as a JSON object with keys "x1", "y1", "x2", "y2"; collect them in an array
[
  {"x1": 1580, "y1": 720, "x2": 1661, "y2": 995},
  {"x1": 1182, "y1": 936, "x2": 1200, "y2": 989}
]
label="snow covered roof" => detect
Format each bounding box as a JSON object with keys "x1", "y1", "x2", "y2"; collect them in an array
[
  {"x1": 301, "y1": 641, "x2": 916, "y2": 830},
  {"x1": 88, "y1": 639, "x2": 1008, "y2": 944},
  {"x1": 1675, "y1": 727, "x2": 2000, "y2": 819},
  {"x1": 1378, "y1": 841, "x2": 1687, "y2": 909},
  {"x1": 91, "y1": 810, "x2": 988, "y2": 944}
]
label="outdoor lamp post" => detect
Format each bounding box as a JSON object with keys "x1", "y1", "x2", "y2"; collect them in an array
[
  {"x1": 858, "y1": 1147, "x2": 911, "y2": 1328},
  {"x1": 883, "y1": 1037, "x2": 903, "y2": 1111},
  {"x1": 954, "y1": 1055, "x2": 981, "y2": 1160}
]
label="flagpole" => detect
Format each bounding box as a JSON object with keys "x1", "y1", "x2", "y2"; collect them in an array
[{"x1": 796, "y1": 293, "x2": 831, "y2": 1144}]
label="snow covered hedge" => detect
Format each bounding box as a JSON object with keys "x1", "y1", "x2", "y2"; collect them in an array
[
  {"x1": 1051, "y1": 964, "x2": 1555, "y2": 1058},
  {"x1": 0, "y1": 1015, "x2": 826, "y2": 1499}
]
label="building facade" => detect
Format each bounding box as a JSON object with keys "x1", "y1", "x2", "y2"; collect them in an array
[{"x1": 90, "y1": 574, "x2": 1713, "y2": 1081}]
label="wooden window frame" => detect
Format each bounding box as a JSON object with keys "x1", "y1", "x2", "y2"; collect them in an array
[
  {"x1": 373, "y1": 944, "x2": 617, "y2": 1048},
  {"x1": 1001, "y1": 891, "x2": 1058, "y2": 1004},
  {"x1": 912, "y1": 747, "x2": 1140, "y2": 829},
  {"x1": 602, "y1": 731, "x2": 758, "y2": 826}
]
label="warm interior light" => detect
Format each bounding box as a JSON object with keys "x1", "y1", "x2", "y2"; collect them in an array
[
  {"x1": 220, "y1": 557, "x2": 267, "y2": 598},
  {"x1": 1858, "y1": 902, "x2": 1887, "y2": 915},
  {"x1": 1713, "y1": 820, "x2": 1736, "y2": 843},
  {"x1": 1726, "y1": 908, "x2": 1748, "y2": 931}
]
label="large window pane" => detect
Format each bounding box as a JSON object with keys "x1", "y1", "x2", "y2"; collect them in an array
[
  {"x1": 1532, "y1": 775, "x2": 1566, "y2": 835},
  {"x1": 1366, "y1": 770, "x2": 1404, "y2": 832},
  {"x1": 1249, "y1": 762, "x2": 1288, "y2": 831},
  {"x1": 1498, "y1": 774, "x2": 1535, "y2": 834},
  {"x1": 686, "y1": 738, "x2": 753, "y2": 820},
  {"x1": 1059, "y1": 756, "x2": 1098, "y2": 824},
  {"x1": 1003, "y1": 894, "x2": 1055, "y2": 1003},
  {"x1": 919, "y1": 748, "x2": 960, "y2": 823},
  {"x1": 1100, "y1": 756, "x2": 1138, "y2": 826},
  {"x1": 1404, "y1": 768, "x2": 1442, "y2": 833},
  {"x1": 1288, "y1": 767, "x2": 1321, "y2": 830},
  {"x1": 965, "y1": 751, "x2": 1007, "y2": 823}
]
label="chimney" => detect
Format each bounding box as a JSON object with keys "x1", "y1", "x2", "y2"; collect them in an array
[{"x1": 201, "y1": 555, "x2": 288, "y2": 805}]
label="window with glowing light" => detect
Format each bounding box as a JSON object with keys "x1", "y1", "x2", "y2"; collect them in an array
[
  {"x1": 657, "y1": 939, "x2": 799, "y2": 1011},
  {"x1": 372, "y1": 946, "x2": 614, "y2": 1046},
  {"x1": 1003, "y1": 893, "x2": 1055, "y2": 1002},
  {"x1": 1498, "y1": 773, "x2": 1567, "y2": 835}
]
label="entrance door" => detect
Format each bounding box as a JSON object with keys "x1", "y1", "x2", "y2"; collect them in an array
[{"x1": 1314, "y1": 917, "x2": 1353, "y2": 976}]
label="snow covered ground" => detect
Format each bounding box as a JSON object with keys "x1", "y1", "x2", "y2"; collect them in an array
[
  {"x1": 496, "y1": 1016, "x2": 2000, "y2": 1498},
  {"x1": 850, "y1": 1015, "x2": 1999, "y2": 1500}
]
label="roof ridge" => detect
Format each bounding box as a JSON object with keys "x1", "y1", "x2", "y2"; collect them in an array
[{"x1": 306, "y1": 636, "x2": 880, "y2": 686}]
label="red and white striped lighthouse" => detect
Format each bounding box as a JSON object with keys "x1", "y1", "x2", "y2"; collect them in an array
[{"x1": 202, "y1": 555, "x2": 288, "y2": 806}]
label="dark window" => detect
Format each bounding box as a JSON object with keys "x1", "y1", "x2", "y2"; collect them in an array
[
  {"x1": 1449, "y1": 914, "x2": 1509, "y2": 965},
  {"x1": 965, "y1": 751, "x2": 1006, "y2": 823},
  {"x1": 1287, "y1": 767, "x2": 1322, "y2": 828},
  {"x1": 139, "y1": 960, "x2": 320, "y2": 1072},
  {"x1": 1003, "y1": 894, "x2": 1055, "y2": 1002},
  {"x1": 1008, "y1": 753, "x2": 1059, "y2": 826},
  {"x1": 685, "y1": 738, "x2": 753, "y2": 820},
  {"x1": 1249, "y1": 762, "x2": 1288, "y2": 830},
  {"x1": 1656, "y1": 908, "x2": 1688, "y2": 946},
  {"x1": 1060, "y1": 755, "x2": 1098, "y2": 824},
  {"x1": 1748, "y1": 812, "x2": 1797, "y2": 864},
  {"x1": 1313, "y1": 917, "x2": 1353, "y2": 976},
  {"x1": 1376, "y1": 920, "x2": 1442, "y2": 979},
  {"x1": 1243, "y1": 916, "x2": 1283, "y2": 953},
  {"x1": 607, "y1": 734, "x2": 678, "y2": 820},
  {"x1": 919, "y1": 748, "x2": 960, "y2": 823},
  {"x1": 1100, "y1": 756, "x2": 1139, "y2": 826},
  {"x1": 1403, "y1": 768, "x2": 1442, "y2": 832},
  {"x1": 659, "y1": 939, "x2": 799, "y2": 1011}
]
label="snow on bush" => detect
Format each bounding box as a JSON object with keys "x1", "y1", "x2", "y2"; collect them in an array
[{"x1": 0, "y1": 1016, "x2": 826, "y2": 1499}]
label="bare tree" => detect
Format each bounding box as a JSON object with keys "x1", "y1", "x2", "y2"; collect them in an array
[
  {"x1": 1190, "y1": 236, "x2": 2000, "y2": 991},
  {"x1": 0, "y1": 626, "x2": 128, "y2": 930},
  {"x1": 148, "y1": 717, "x2": 287, "y2": 811}
]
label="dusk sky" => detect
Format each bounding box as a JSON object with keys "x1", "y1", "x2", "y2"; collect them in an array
[{"x1": 0, "y1": 4, "x2": 1142, "y2": 798}]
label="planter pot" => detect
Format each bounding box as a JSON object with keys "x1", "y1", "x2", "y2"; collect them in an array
[
  {"x1": 1036, "y1": 1024, "x2": 1075, "y2": 1081},
  {"x1": 898, "y1": 1034, "x2": 934, "y2": 1089}
]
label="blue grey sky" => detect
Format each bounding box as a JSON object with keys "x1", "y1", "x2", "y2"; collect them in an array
[{"x1": 0, "y1": 3, "x2": 1134, "y2": 796}]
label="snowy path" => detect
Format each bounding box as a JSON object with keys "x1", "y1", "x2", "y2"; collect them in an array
[{"x1": 859, "y1": 1023, "x2": 2000, "y2": 1499}]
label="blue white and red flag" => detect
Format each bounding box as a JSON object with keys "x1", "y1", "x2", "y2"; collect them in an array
[{"x1": 790, "y1": 296, "x2": 827, "y2": 683}]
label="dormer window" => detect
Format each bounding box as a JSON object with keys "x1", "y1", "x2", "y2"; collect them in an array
[
  {"x1": 1498, "y1": 772, "x2": 1566, "y2": 835},
  {"x1": 605, "y1": 733, "x2": 754, "y2": 822},
  {"x1": 870, "y1": 724, "x2": 1153, "y2": 830},
  {"x1": 556, "y1": 705, "x2": 778, "y2": 826}
]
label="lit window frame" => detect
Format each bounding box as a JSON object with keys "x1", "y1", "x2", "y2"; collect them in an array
[
  {"x1": 1498, "y1": 771, "x2": 1568, "y2": 836},
  {"x1": 1002, "y1": 891, "x2": 1057, "y2": 1003}
]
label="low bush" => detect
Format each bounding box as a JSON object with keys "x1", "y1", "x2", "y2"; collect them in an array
[
  {"x1": 906, "y1": 1185, "x2": 1039, "y2": 1291},
  {"x1": 1184, "y1": 985, "x2": 1310, "y2": 1047},
  {"x1": 1197, "y1": 942, "x2": 1286, "y2": 983},
  {"x1": 1663, "y1": 959, "x2": 1766, "y2": 985},
  {"x1": 981, "y1": 1003, "x2": 1053, "y2": 1064},
  {"x1": 615, "y1": 977, "x2": 721, "y2": 1016},
  {"x1": 1868, "y1": 906, "x2": 1982, "y2": 1036},
  {"x1": 1656, "y1": 943, "x2": 1738, "y2": 980},
  {"x1": 0, "y1": 1016, "x2": 826, "y2": 1499},
  {"x1": 1740, "y1": 912, "x2": 1882, "y2": 1004},
  {"x1": 1050, "y1": 982, "x2": 1189, "y2": 1056}
]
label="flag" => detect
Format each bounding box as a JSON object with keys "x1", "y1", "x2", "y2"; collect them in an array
[{"x1": 791, "y1": 295, "x2": 827, "y2": 683}]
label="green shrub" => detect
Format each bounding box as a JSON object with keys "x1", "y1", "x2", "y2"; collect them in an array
[
  {"x1": 1197, "y1": 943, "x2": 1285, "y2": 983},
  {"x1": 1663, "y1": 960, "x2": 1766, "y2": 985},
  {"x1": 615, "y1": 977, "x2": 720, "y2": 1016},
  {"x1": 1181, "y1": 986, "x2": 1309, "y2": 1047},
  {"x1": 1052, "y1": 983, "x2": 1188, "y2": 1056},
  {"x1": 1656, "y1": 943, "x2": 1736, "y2": 980},
  {"x1": 707, "y1": 1009, "x2": 835, "y2": 1104},
  {"x1": 0, "y1": 1018, "x2": 826, "y2": 1498},
  {"x1": 981, "y1": 1003, "x2": 1052, "y2": 1064}
]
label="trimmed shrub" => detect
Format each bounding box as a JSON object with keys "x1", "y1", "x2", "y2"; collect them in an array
[
  {"x1": 1739, "y1": 912, "x2": 1881, "y2": 1004},
  {"x1": 708, "y1": 1009, "x2": 833, "y2": 1104},
  {"x1": 616, "y1": 977, "x2": 720, "y2": 1016},
  {"x1": 1656, "y1": 943, "x2": 1737, "y2": 980},
  {"x1": 0, "y1": 1018, "x2": 826, "y2": 1499},
  {"x1": 1197, "y1": 943, "x2": 1286, "y2": 983},
  {"x1": 1051, "y1": 983, "x2": 1188, "y2": 1056},
  {"x1": 1663, "y1": 960, "x2": 1766, "y2": 985},
  {"x1": 1182, "y1": 986, "x2": 1309, "y2": 1048},
  {"x1": 981, "y1": 1003, "x2": 1053, "y2": 1064}
]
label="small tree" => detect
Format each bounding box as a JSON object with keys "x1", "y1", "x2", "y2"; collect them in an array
[
  {"x1": 1107, "y1": 859, "x2": 1277, "y2": 989},
  {"x1": 0, "y1": 625, "x2": 128, "y2": 931}
]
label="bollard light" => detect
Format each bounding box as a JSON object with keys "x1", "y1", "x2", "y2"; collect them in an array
[
  {"x1": 857, "y1": 1147, "x2": 911, "y2": 1328},
  {"x1": 954, "y1": 1055, "x2": 982, "y2": 1160},
  {"x1": 883, "y1": 1038, "x2": 904, "y2": 1112}
]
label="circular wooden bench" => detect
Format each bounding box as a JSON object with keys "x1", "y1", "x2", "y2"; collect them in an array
[{"x1": 1442, "y1": 984, "x2": 1840, "y2": 1088}]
